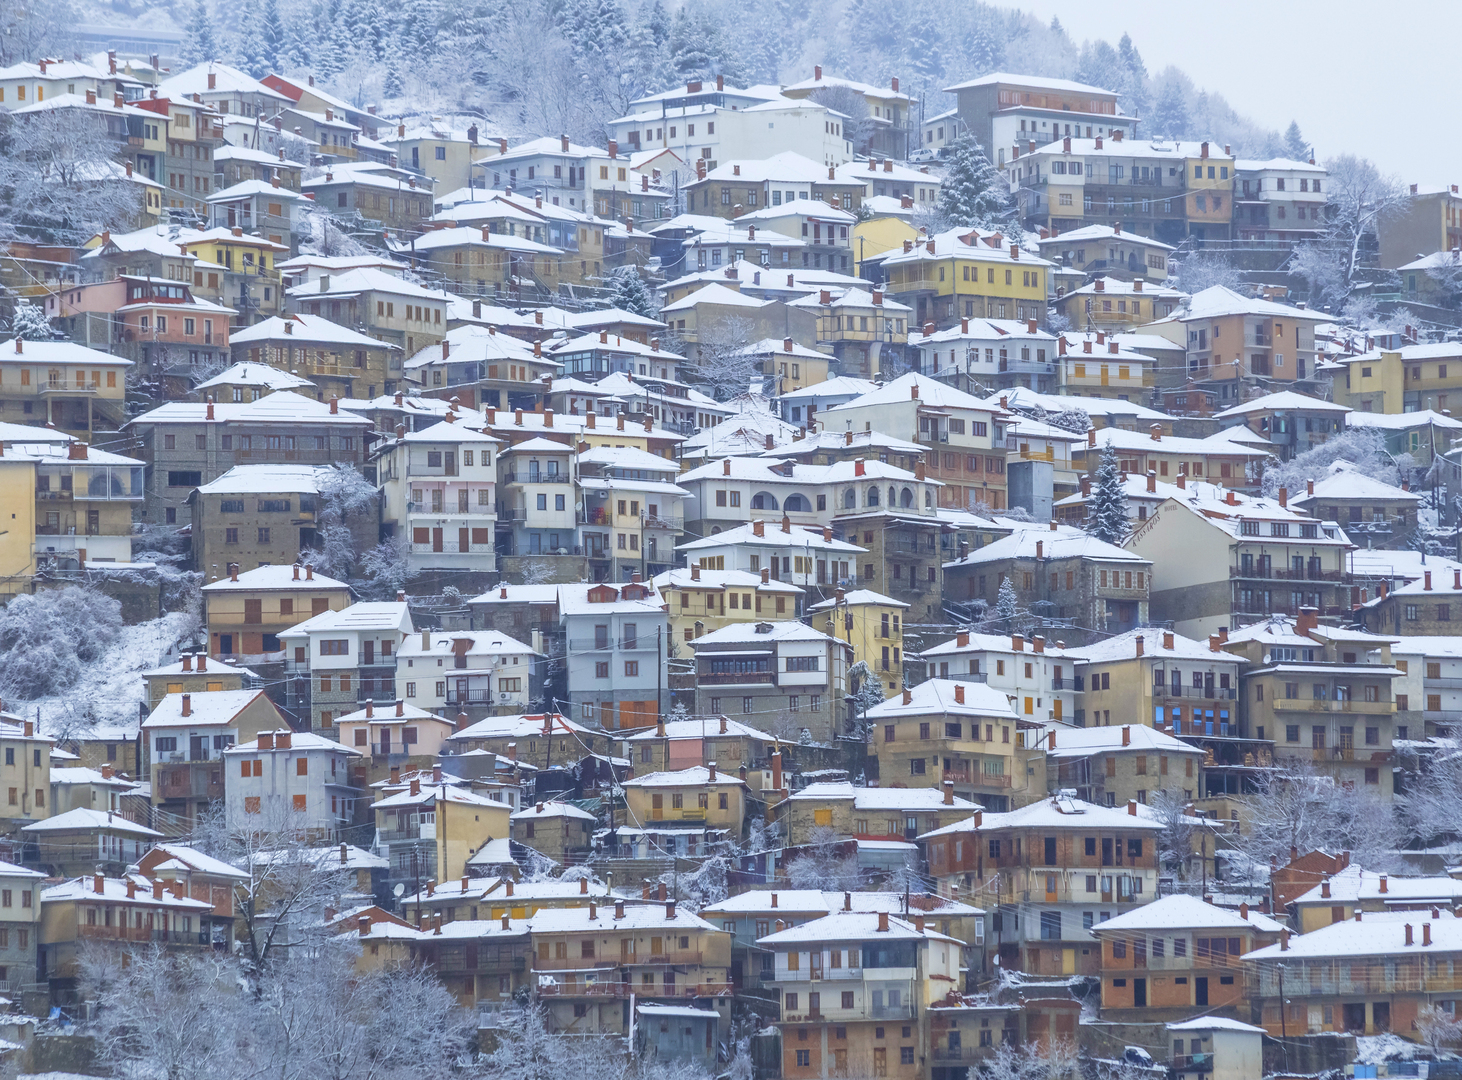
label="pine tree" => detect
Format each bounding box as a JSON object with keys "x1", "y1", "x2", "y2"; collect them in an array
[
  {"x1": 1117, "y1": 32, "x2": 1149, "y2": 121},
  {"x1": 934, "y1": 136, "x2": 1011, "y2": 230},
  {"x1": 1087, "y1": 441, "x2": 1131, "y2": 545},
  {"x1": 261, "y1": 0, "x2": 286, "y2": 70},
  {"x1": 605, "y1": 265, "x2": 655, "y2": 318},
  {"x1": 235, "y1": 0, "x2": 271, "y2": 77},
  {"x1": 10, "y1": 300, "x2": 54, "y2": 340},
  {"x1": 990, "y1": 576, "x2": 1019, "y2": 631},
  {"x1": 1284, "y1": 120, "x2": 1308, "y2": 161},
  {"x1": 181, "y1": 0, "x2": 219, "y2": 65},
  {"x1": 1148, "y1": 78, "x2": 1189, "y2": 139}
]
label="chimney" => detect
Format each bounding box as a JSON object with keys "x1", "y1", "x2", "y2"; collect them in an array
[
  {"x1": 181, "y1": 693, "x2": 191, "y2": 717},
  {"x1": 183, "y1": 654, "x2": 193, "y2": 672},
  {"x1": 410, "y1": 778, "x2": 420, "y2": 796},
  {"x1": 1013, "y1": 634, "x2": 1024, "y2": 652},
  {"x1": 1321, "y1": 879, "x2": 1331, "y2": 898},
  {"x1": 1048, "y1": 730, "x2": 1056, "y2": 750},
  {"x1": 943, "y1": 779, "x2": 954, "y2": 805},
  {"x1": 615, "y1": 900, "x2": 625, "y2": 919},
  {"x1": 666, "y1": 900, "x2": 677, "y2": 919},
  {"x1": 1406, "y1": 924, "x2": 1414, "y2": 946},
  {"x1": 1163, "y1": 631, "x2": 1174, "y2": 651},
  {"x1": 1281, "y1": 929, "x2": 1291, "y2": 950},
  {"x1": 771, "y1": 747, "x2": 783, "y2": 790},
  {"x1": 1127, "y1": 799, "x2": 1138, "y2": 816},
  {"x1": 1381, "y1": 874, "x2": 1389, "y2": 893},
  {"x1": 1201, "y1": 142, "x2": 1209, "y2": 159},
  {"x1": 207, "y1": 71, "x2": 216, "y2": 90},
  {"x1": 877, "y1": 912, "x2": 889, "y2": 932},
  {"x1": 1122, "y1": 725, "x2": 1131, "y2": 747},
  {"x1": 390, "y1": 765, "x2": 400, "y2": 785},
  {"x1": 1278, "y1": 486, "x2": 1288, "y2": 509},
  {"x1": 1136, "y1": 636, "x2": 1145, "y2": 657},
  {"x1": 1426, "y1": 572, "x2": 1434, "y2": 591},
  {"x1": 153, "y1": 879, "x2": 163, "y2": 900},
  {"x1": 1426, "y1": 924, "x2": 1434, "y2": 946}
]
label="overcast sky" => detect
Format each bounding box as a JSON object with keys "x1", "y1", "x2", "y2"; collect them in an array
[{"x1": 1019, "y1": 0, "x2": 1455, "y2": 188}]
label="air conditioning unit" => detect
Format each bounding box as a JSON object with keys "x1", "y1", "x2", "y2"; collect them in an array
[{"x1": 499, "y1": 692, "x2": 514, "y2": 701}]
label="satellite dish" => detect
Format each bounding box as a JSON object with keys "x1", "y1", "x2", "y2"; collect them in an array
[{"x1": 393, "y1": 883, "x2": 405, "y2": 897}]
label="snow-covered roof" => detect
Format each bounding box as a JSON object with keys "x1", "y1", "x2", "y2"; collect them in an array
[
  {"x1": 677, "y1": 521, "x2": 865, "y2": 554},
  {"x1": 651, "y1": 567, "x2": 801, "y2": 596},
  {"x1": 1090, "y1": 893, "x2": 1285, "y2": 934},
  {"x1": 1347, "y1": 408, "x2": 1462, "y2": 431},
  {"x1": 920, "y1": 630, "x2": 1080, "y2": 661},
  {"x1": 863, "y1": 679, "x2": 1016, "y2": 721},
  {"x1": 828, "y1": 371, "x2": 1000, "y2": 415},
  {"x1": 1213, "y1": 390, "x2": 1350, "y2": 419},
  {"x1": 226, "y1": 730, "x2": 359, "y2": 756},
  {"x1": 943, "y1": 526, "x2": 1148, "y2": 569},
  {"x1": 1046, "y1": 724, "x2": 1206, "y2": 760},
  {"x1": 1069, "y1": 627, "x2": 1241, "y2": 665},
  {"x1": 229, "y1": 313, "x2": 396, "y2": 349},
  {"x1": 192, "y1": 362, "x2": 315, "y2": 393},
  {"x1": 1290, "y1": 462, "x2": 1420, "y2": 505},
  {"x1": 1041, "y1": 224, "x2": 1175, "y2": 250},
  {"x1": 920, "y1": 795, "x2": 1165, "y2": 839},
  {"x1": 1167, "y1": 1017, "x2": 1268, "y2": 1033},
  {"x1": 757, "y1": 910, "x2": 963, "y2": 947},
  {"x1": 201, "y1": 564, "x2": 350, "y2": 592},
  {"x1": 1245, "y1": 909, "x2": 1462, "y2": 961},
  {"x1": 807, "y1": 589, "x2": 908, "y2": 612},
  {"x1": 622, "y1": 766, "x2": 745, "y2": 789},
  {"x1": 276, "y1": 601, "x2": 412, "y2": 637},
  {"x1": 623, "y1": 716, "x2": 779, "y2": 743},
  {"x1": 43, "y1": 873, "x2": 211, "y2": 905},
  {"x1": 702, "y1": 889, "x2": 983, "y2": 917},
  {"x1": 142, "y1": 689, "x2": 270, "y2": 730},
  {"x1": 777, "y1": 376, "x2": 879, "y2": 400},
  {"x1": 129, "y1": 391, "x2": 371, "y2": 428},
  {"x1": 511, "y1": 800, "x2": 597, "y2": 822},
  {"x1": 789, "y1": 781, "x2": 981, "y2": 813},
  {"x1": 157, "y1": 62, "x2": 292, "y2": 102},
  {"x1": 526, "y1": 901, "x2": 722, "y2": 935},
  {"x1": 23, "y1": 808, "x2": 162, "y2": 836},
  {"x1": 1181, "y1": 285, "x2": 1327, "y2": 323},
  {"x1": 943, "y1": 71, "x2": 1117, "y2": 96},
  {"x1": 659, "y1": 282, "x2": 776, "y2": 314},
  {"x1": 449, "y1": 712, "x2": 591, "y2": 742},
  {"x1": 147, "y1": 843, "x2": 249, "y2": 879},
  {"x1": 689, "y1": 620, "x2": 843, "y2": 650},
  {"x1": 1289, "y1": 863, "x2": 1462, "y2": 907}
]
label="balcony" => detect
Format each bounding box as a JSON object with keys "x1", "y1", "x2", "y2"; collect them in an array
[
  {"x1": 1152, "y1": 685, "x2": 1238, "y2": 701},
  {"x1": 78, "y1": 924, "x2": 209, "y2": 945},
  {"x1": 697, "y1": 672, "x2": 774, "y2": 685},
  {"x1": 39, "y1": 380, "x2": 101, "y2": 394},
  {"x1": 1230, "y1": 565, "x2": 1350, "y2": 583},
  {"x1": 1172, "y1": 1054, "x2": 1213, "y2": 1072},
  {"x1": 409, "y1": 542, "x2": 492, "y2": 555},
  {"x1": 502, "y1": 472, "x2": 572, "y2": 484}
]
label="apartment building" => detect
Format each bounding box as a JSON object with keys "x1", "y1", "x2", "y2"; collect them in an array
[
  {"x1": 126, "y1": 392, "x2": 370, "y2": 528},
  {"x1": 199, "y1": 562, "x2": 351, "y2": 659},
  {"x1": 191, "y1": 463, "x2": 376, "y2": 581},
  {"x1": 1046, "y1": 723, "x2": 1206, "y2": 809},
  {"x1": 1177, "y1": 285, "x2": 1327, "y2": 403},
  {"x1": 759, "y1": 911, "x2": 964, "y2": 1080},
  {"x1": 529, "y1": 900, "x2": 732, "y2": 1036},
  {"x1": 375, "y1": 419, "x2": 499, "y2": 573},
  {"x1": 783, "y1": 287, "x2": 912, "y2": 380},
  {"x1": 278, "y1": 600, "x2": 414, "y2": 731},
  {"x1": 403, "y1": 325, "x2": 547, "y2": 413},
  {"x1": 782, "y1": 780, "x2": 979, "y2": 849},
  {"x1": 561, "y1": 579, "x2": 670, "y2": 731},
  {"x1": 1212, "y1": 390, "x2": 1350, "y2": 462},
  {"x1": 1378, "y1": 184, "x2": 1462, "y2": 268},
  {"x1": 683, "y1": 153, "x2": 865, "y2": 221},
  {"x1": 1232, "y1": 158, "x2": 1328, "y2": 242},
  {"x1": 1051, "y1": 279, "x2": 1185, "y2": 335},
  {"x1": 1069, "y1": 424, "x2": 1270, "y2": 492},
  {"x1": 826, "y1": 372, "x2": 1009, "y2": 513},
  {"x1": 868, "y1": 679, "x2": 1041, "y2": 811},
  {"x1": 873, "y1": 229, "x2": 1052, "y2": 332},
  {"x1": 921, "y1": 795, "x2": 1164, "y2": 977},
  {"x1": 285, "y1": 267, "x2": 450, "y2": 356},
  {"x1": 577, "y1": 445, "x2": 688, "y2": 581},
  {"x1": 1127, "y1": 489, "x2": 1353, "y2": 639},
  {"x1": 1036, "y1": 224, "x2": 1173, "y2": 283},
  {"x1": 1289, "y1": 465, "x2": 1419, "y2": 544},
  {"x1": 690, "y1": 619, "x2": 851, "y2": 742},
  {"x1": 942, "y1": 73, "x2": 1130, "y2": 168},
  {"x1": 395, "y1": 628, "x2": 541, "y2": 720},
  {"x1": 0, "y1": 338, "x2": 131, "y2": 441},
  {"x1": 807, "y1": 589, "x2": 908, "y2": 697},
  {"x1": 620, "y1": 764, "x2": 746, "y2": 839}
]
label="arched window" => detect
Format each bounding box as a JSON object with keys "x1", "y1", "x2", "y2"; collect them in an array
[
  {"x1": 783, "y1": 494, "x2": 810, "y2": 512},
  {"x1": 843, "y1": 488, "x2": 857, "y2": 509},
  {"x1": 888, "y1": 486, "x2": 897, "y2": 507},
  {"x1": 900, "y1": 487, "x2": 914, "y2": 507},
  {"x1": 925, "y1": 490, "x2": 933, "y2": 508},
  {"x1": 867, "y1": 487, "x2": 880, "y2": 507},
  {"x1": 751, "y1": 491, "x2": 779, "y2": 511}
]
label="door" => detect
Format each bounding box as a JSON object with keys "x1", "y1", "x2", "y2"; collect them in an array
[
  {"x1": 244, "y1": 599, "x2": 262, "y2": 625},
  {"x1": 1372, "y1": 1002, "x2": 1390, "y2": 1032},
  {"x1": 873, "y1": 1048, "x2": 886, "y2": 1077},
  {"x1": 1195, "y1": 976, "x2": 1208, "y2": 1006},
  {"x1": 362, "y1": 640, "x2": 374, "y2": 666},
  {"x1": 651, "y1": 794, "x2": 664, "y2": 821},
  {"x1": 810, "y1": 951, "x2": 823, "y2": 981},
  {"x1": 1133, "y1": 978, "x2": 1146, "y2": 1008},
  {"x1": 459, "y1": 528, "x2": 470, "y2": 553},
  {"x1": 1061, "y1": 948, "x2": 1075, "y2": 975},
  {"x1": 189, "y1": 735, "x2": 206, "y2": 761},
  {"x1": 379, "y1": 728, "x2": 390, "y2": 754},
  {"x1": 432, "y1": 528, "x2": 443, "y2": 553}
]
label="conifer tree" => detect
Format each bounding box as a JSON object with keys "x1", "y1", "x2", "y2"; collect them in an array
[
  {"x1": 605, "y1": 265, "x2": 655, "y2": 318},
  {"x1": 933, "y1": 136, "x2": 1011, "y2": 231},
  {"x1": 261, "y1": 0, "x2": 286, "y2": 70},
  {"x1": 181, "y1": 0, "x2": 219, "y2": 65},
  {"x1": 1284, "y1": 120, "x2": 1308, "y2": 161},
  {"x1": 1087, "y1": 441, "x2": 1131, "y2": 545},
  {"x1": 1148, "y1": 78, "x2": 1189, "y2": 139}
]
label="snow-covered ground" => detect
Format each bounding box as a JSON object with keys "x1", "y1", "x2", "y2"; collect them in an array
[{"x1": 11, "y1": 610, "x2": 196, "y2": 739}]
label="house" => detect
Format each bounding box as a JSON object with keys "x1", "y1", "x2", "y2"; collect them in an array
[
  {"x1": 335, "y1": 700, "x2": 456, "y2": 776},
  {"x1": 22, "y1": 810, "x2": 162, "y2": 878},
  {"x1": 381, "y1": 117, "x2": 497, "y2": 190},
  {"x1": 126, "y1": 392, "x2": 370, "y2": 528},
  {"x1": 374, "y1": 419, "x2": 501, "y2": 574},
  {"x1": 0, "y1": 860, "x2": 48, "y2": 989},
  {"x1": 511, "y1": 800, "x2": 596, "y2": 865},
  {"x1": 832, "y1": 156, "x2": 939, "y2": 205},
  {"x1": 142, "y1": 651, "x2": 254, "y2": 709},
  {"x1": 199, "y1": 562, "x2": 352, "y2": 660},
  {"x1": 1176, "y1": 286, "x2": 1328, "y2": 403},
  {"x1": 402, "y1": 914, "x2": 535, "y2": 1012},
  {"x1": 620, "y1": 764, "x2": 746, "y2": 841},
  {"x1": 682, "y1": 152, "x2": 865, "y2": 222},
  {"x1": 372, "y1": 778, "x2": 511, "y2": 886},
  {"x1": 921, "y1": 794, "x2": 1164, "y2": 977},
  {"x1": 941, "y1": 524, "x2": 1152, "y2": 645},
  {"x1": 918, "y1": 630, "x2": 1082, "y2": 726},
  {"x1": 1126, "y1": 490, "x2": 1353, "y2": 639},
  {"x1": 623, "y1": 715, "x2": 782, "y2": 791},
  {"x1": 141, "y1": 688, "x2": 289, "y2": 823},
  {"x1": 1211, "y1": 390, "x2": 1350, "y2": 462},
  {"x1": 395, "y1": 628, "x2": 541, "y2": 720},
  {"x1": 807, "y1": 589, "x2": 909, "y2": 698},
  {"x1": 1069, "y1": 425, "x2": 1270, "y2": 493},
  {"x1": 654, "y1": 566, "x2": 804, "y2": 645},
  {"x1": 0, "y1": 338, "x2": 131, "y2": 441},
  {"x1": 1285, "y1": 863, "x2": 1462, "y2": 932},
  {"x1": 37, "y1": 873, "x2": 212, "y2": 997},
  {"x1": 1288, "y1": 464, "x2": 1420, "y2": 545},
  {"x1": 401, "y1": 326, "x2": 546, "y2": 414},
  {"x1": 1092, "y1": 893, "x2": 1284, "y2": 1020},
  {"x1": 277, "y1": 600, "x2": 414, "y2": 732},
  {"x1": 1054, "y1": 277, "x2": 1186, "y2": 334},
  {"x1": 446, "y1": 712, "x2": 620, "y2": 772},
  {"x1": 1166, "y1": 1018, "x2": 1267, "y2": 1080},
  {"x1": 206, "y1": 177, "x2": 311, "y2": 246},
  {"x1": 1378, "y1": 183, "x2": 1462, "y2": 268},
  {"x1": 690, "y1": 620, "x2": 851, "y2": 742},
  {"x1": 909, "y1": 317, "x2": 1060, "y2": 400},
  {"x1": 1243, "y1": 909, "x2": 1462, "y2": 1039},
  {"x1": 783, "y1": 780, "x2": 980, "y2": 849},
  {"x1": 229, "y1": 313, "x2": 403, "y2": 400},
  {"x1": 757, "y1": 910, "x2": 965, "y2": 1080},
  {"x1": 776, "y1": 375, "x2": 878, "y2": 427},
  {"x1": 867, "y1": 680, "x2": 1042, "y2": 811},
  {"x1": 191, "y1": 361, "x2": 315, "y2": 403},
  {"x1": 676, "y1": 521, "x2": 864, "y2": 599},
  {"x1": 223, "y1": 729, "x2": 361, "y2": 839},
  {"x1": 136, "y1": 842, "x2": 249, "y2": 931},
  {"x1": 635, "y1": 1004, "x2": 720, "y2": 1071},
  {"x1": 527, "y1": 898, "x2": 732, "y2": 1035},
  {"x1": 1234, "y1": 158, "x2": 1328, "y2": 242},
  {"x1": 301, "y1": 162, "x2": 435, "y2": 230},
  {"x1": 1036, "y1": 224, "x2": 1174, "y2": 283},
  {"x1": 284, "y1": 267, "x2": 450, "y2": 356},
  {"x1": 49, "y1": 765, "x2": 136, "y2": 817}
]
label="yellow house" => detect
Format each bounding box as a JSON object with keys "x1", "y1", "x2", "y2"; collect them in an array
[
  {"x1": 1057, "y1": 331, "x2": 1159, "y2": 399},
  {"x1": 878, "y1": 228, "x2": 1052, "y2": 332},
  {"x1": 852, "y1": 210, "x2": 919, "y2": 276},
  {"x1": 0, "y1": 457, "x2": 36, "y2": 595},
  {"x1": 620, "y1": 765, "x2": 746, "y2": 835},
  {"x1": 653, "y1": 566, "x2": 803, "y2": 645},
  {"x1": 1184, "y1": 143, "x2": 1236, "y2": 240},
  {"x1": 435, "y1": 785, "x2": 512, "y2": 882},
  {"x1": 807, "y1": 588, "x2": 909, "y2": 697},
  {"x1": 176, "y1": 227, "x2": 289, "y2": 323},
  {"x1": 1331, "y1": 351, "x2": 1408, "y2": 414},
  {"x1": 736, "y1": 337, "x2": 832, "y2": 396}
]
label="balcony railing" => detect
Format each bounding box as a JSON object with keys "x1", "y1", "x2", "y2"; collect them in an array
[
  {"x1": 697, "y1": 672, "x2": 774, "y2": 685},
  {"x1": 1230, "y1": 565, "x2": 1350, "y2": 583},
  {"x1": 502, "y1": 473, "x2": 572, "y2": 484}
]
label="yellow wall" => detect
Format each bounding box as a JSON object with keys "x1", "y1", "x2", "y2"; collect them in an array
[
  {"x1": 0, "y1": 460, "x2": 35, "y2": 593},
  {"x1": 853, "y1": 217, "x2": 918, "y2": 274},
  {"x1": 816, "y1": 600, "x2": 905, "y2": 697},
  {"x1": 435, "y1": 798, "x2": 511, "y2": 881}
]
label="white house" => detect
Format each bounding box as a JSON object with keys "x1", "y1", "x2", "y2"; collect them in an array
[
  {"x1": 396, "y1": 628, "x2": 542, "y2": 719},
  {"x1": 375, "y1": 418, "x2": 501, "y2": 572},
  {"x1": 223, "y1": 729, "x2": 361, "y2": 838}
]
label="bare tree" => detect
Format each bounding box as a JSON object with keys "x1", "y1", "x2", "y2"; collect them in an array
[
  {"x1": 1417, "y1": 1004, "x2": 1462, "y2": 1056},
  {"x1": 0, "y1": 108, "x2": 143, "y2": 242},
  {"x1": 1236, "y1": 756, "x2": 1402, "y2": 874},
  {"x1": 1291, "y1": 155, "x2": 1407, "y2": 309},
  {"x1": 807, "y1": 85, "x2": 876, "y2": 157},
  {"x1": 786, "y1": 825, "x2": 864, "y2": 891},
  {"x1": 1149, "y1": 789, "x2": 1198, "y2": 881},
  {"x1": 302, "y1": 464, "x2": 381, "y2": 581},
  {"x1": 680, "y1": 316, "x2": 762, "y2": 401}
]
